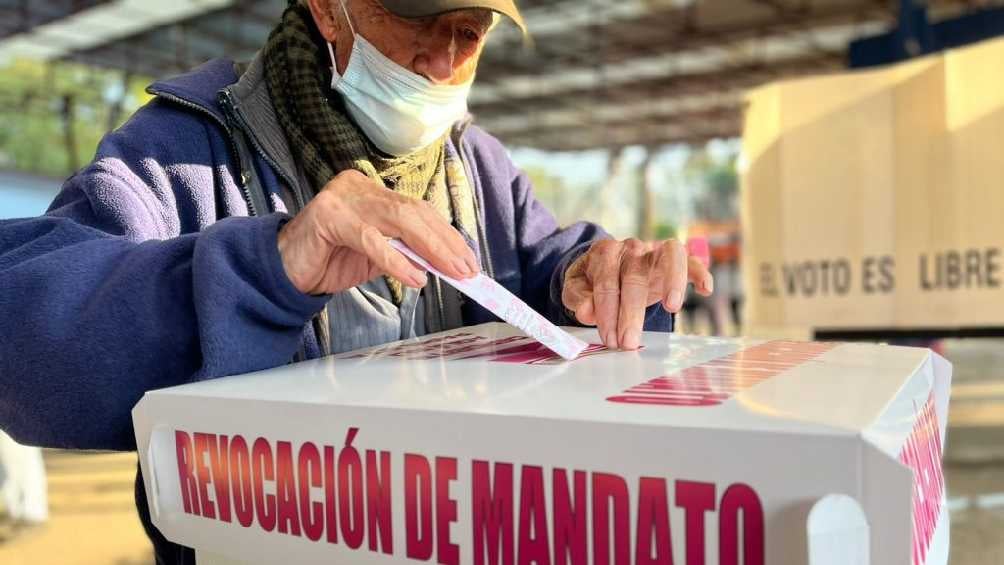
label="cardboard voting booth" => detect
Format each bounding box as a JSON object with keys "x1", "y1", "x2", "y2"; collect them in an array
[
  {"x1": 742, "y1": 36, "x2": 1004, "y2": 337},
  {"x1": 133, "y1": 323, "x2": 951, "y2": 565}
]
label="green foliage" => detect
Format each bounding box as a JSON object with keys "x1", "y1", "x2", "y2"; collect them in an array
[
  {"x1": 653, "y1": 222, "x2": 676, "y2": 240},
  {"x1": 684, "y1": 145, "x2": 739, "y2": 222},
  {"x1": 0, "y1": 58, "x2": 152, "y2": 177},
  {"x1": 522, "y1": 164, "x2": 573, "y2": 222}
]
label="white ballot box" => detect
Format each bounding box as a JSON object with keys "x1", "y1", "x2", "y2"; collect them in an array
[{"x1": 133, "y1": 323, "x2": 952, "y2": 565}]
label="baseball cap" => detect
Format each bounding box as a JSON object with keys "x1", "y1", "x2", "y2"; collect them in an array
[{"x1": 379, "y1": 0, "x2": 526, "y2": 32}]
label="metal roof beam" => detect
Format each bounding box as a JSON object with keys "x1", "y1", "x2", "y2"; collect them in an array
[
  {"x1": 470, "y1": 51, "x2": 844, "y2": 122},
  {"x1": 62, "y1": 0, "x2": 280, "y2": 75},
  {"x1": 499, "y1": 115, "x2": 742, "y2": 151},
  {"x1": 477, "y1": 0, "x2": 890, "y2": 79},
  {"x1": 0, "y1": 0, "x2": 235, "y2": 63},
  {"x1": 0, "y1": 0, "x2": 111, "y2": 40}
]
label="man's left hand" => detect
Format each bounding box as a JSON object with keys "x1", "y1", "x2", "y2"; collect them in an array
[{"x1": 561, "y1": 238, "x2": 713, "y2": 350}]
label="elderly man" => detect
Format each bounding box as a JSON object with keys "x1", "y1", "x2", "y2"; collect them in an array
[{"x1": 0, "y1": 0, "x2": 711, "y2": 561}]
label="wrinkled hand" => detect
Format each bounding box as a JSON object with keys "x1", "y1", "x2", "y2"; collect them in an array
[
  {"x1": 562, "y1": 239, "x2": 713, "y2": 350},
  {"x1": 278, "y1": 170, "x2": 479, "y2": 296}
]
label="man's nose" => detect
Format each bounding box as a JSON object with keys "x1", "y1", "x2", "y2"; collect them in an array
[{"x1": 413, "y1": 23, "x2": 459, "y2": 84}]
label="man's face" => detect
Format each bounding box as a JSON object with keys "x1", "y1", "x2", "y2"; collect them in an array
[{"x1": 308, "y1": 0, "x2": 494, "y2": 86}]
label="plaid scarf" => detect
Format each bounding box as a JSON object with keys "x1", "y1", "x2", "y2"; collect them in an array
[{"x1": 263, "y1": 4, "x2": 452, "y2": 303}]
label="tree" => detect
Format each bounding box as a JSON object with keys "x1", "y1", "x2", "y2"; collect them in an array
[
  {"x1": 684, "y1": 145, "x2": 739, "y2": 222},
  {"x1": 0, "y1": 58, "x2": 152, "y2": 178}
]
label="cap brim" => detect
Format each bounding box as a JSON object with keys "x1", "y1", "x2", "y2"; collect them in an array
[{"x1": 380, "y1": 0, "x2": 526, "y2": 32}]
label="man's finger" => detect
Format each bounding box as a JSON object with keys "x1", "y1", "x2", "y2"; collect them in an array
[
  {"x1": 645, "y1": 241, "x2": 667, "y2": 304},
  {"x1": 562, "y1": 274, "x2": 595, "y2": 323},
  {"x1": 617, "y1": 239, "x2": 651, "y2": 350},
  {"x1": 395, "y1": 211, "x2": 466, "y2": 278},
  {"x1": 575, "y1": 299, "x2": 597, "y2": 325},
  {"x1": 412, "y1": 200, "x2": 480, "y2": 276},
  {"x1": 586, "y1": 240, "x2": 624, "y2": 348},
  {"x1": 377, "y1": 198, "x2": 473, "y2": 280},
  {"x1": 562, "y1": 277, "x2": 597, "y2": 325},
  {"x1": 688, "y1": 255, "x2": 714, "y2": 297},
  {"x1": 349, "y1": 221, "x2": 428, "y2": 288},
  {"x1": 562, "y1": 253, "x2": 598, "y2": 324},
  {"x1": 658, "y1": 239, "x2": 689, "y2": 313}
]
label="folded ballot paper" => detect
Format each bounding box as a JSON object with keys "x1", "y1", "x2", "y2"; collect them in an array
[
  {"x1": 388, "y1": 239, "x2": 588, "y2": 361},
  {"x1": 133, "y1": 323, "x2": 951, "y2": 565}
]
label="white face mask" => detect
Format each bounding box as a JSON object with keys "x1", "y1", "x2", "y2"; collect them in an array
[{"x1": 327, "y1": 0, "x2": 473, "y2": 156}]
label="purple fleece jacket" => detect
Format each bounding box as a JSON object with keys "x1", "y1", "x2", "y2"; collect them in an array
[{"x1": 0, "y1": 59, "x2": 672, "y2": 452}]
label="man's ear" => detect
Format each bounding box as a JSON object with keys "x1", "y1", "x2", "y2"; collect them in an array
[{"x1": 306, "y1": 0, "x2": 341, "y2": 42}]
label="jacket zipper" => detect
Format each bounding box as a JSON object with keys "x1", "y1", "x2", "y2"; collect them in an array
[
  {"x1": 148, "y1": 87, "x2": 342, "y2": 356},
  {"x1": 434, "y1": 278, "x2": 448, "y2": 330},
  {"x1": 149, "y1": 89, "x2": 258, "y2": 218},
  {"x1": 217, "y1": 89, "x2": 305, "y2": 212}
]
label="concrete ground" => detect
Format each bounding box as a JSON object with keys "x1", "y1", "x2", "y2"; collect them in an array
[
  {"x1": 0, "y1": 338, "x2": 1002, "y2": 564},
  {"x1": 0, "y1": 450, "x2": 151, "y2": 565},
  {"x1": 941, "y1": 339, "x2": 1004, "y2": 565}
]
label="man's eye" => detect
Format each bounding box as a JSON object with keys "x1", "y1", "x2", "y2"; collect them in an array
[{"x1": 461, "y1": 27, "x2": 481, "y2": 43}]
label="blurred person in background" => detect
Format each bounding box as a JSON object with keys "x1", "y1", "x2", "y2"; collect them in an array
[
  {"x1": 0, "y1": 430, "x2": 48, "y2": 537},
  {"x1": 680, "y1": 235, "x2": 723, "y2": 335},
  {"x1": 0, "y1": 0, "x2": 712, "y2": 561},
  {"x1": 681, "y1": 223, "x2": 741, "y2": 336},
  {"x1": 709, "y1": 225, "x2": 743, "y2": 333},
  {"x1": 0, "y1": 177, "x2": 52, "y2": 544},
  {"x1": 681, "y1": 286, "x2": 722, "y2": 335}
]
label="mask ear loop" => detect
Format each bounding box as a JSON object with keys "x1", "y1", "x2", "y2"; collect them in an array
[
  {"x1": 327, "y1": 0, "x2": 356, "y2": 74},
  {"x1": 337, "y1": 0, "x2": 356, "y2": 35},
  {"x1": 326, "y1": 42, "x2": 338, "y2": 72}
]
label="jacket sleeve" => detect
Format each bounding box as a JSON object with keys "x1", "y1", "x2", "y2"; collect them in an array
[{"x1": 0, "y1": 105, "x2": 328, "y2": 451}]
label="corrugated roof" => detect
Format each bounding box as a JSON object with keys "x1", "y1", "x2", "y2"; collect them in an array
[{"x1": 1, "y1": 0, "x2": 998, "y2": 150}]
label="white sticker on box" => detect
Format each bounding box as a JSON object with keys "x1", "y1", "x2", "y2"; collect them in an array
[{"x1": 389, "y1": 239, "x2": 589, "y2": 360}]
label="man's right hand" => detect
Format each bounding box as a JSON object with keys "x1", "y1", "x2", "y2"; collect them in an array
[{"x1": 277, "y1": 170, "x2": 480, "y2": 296}]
